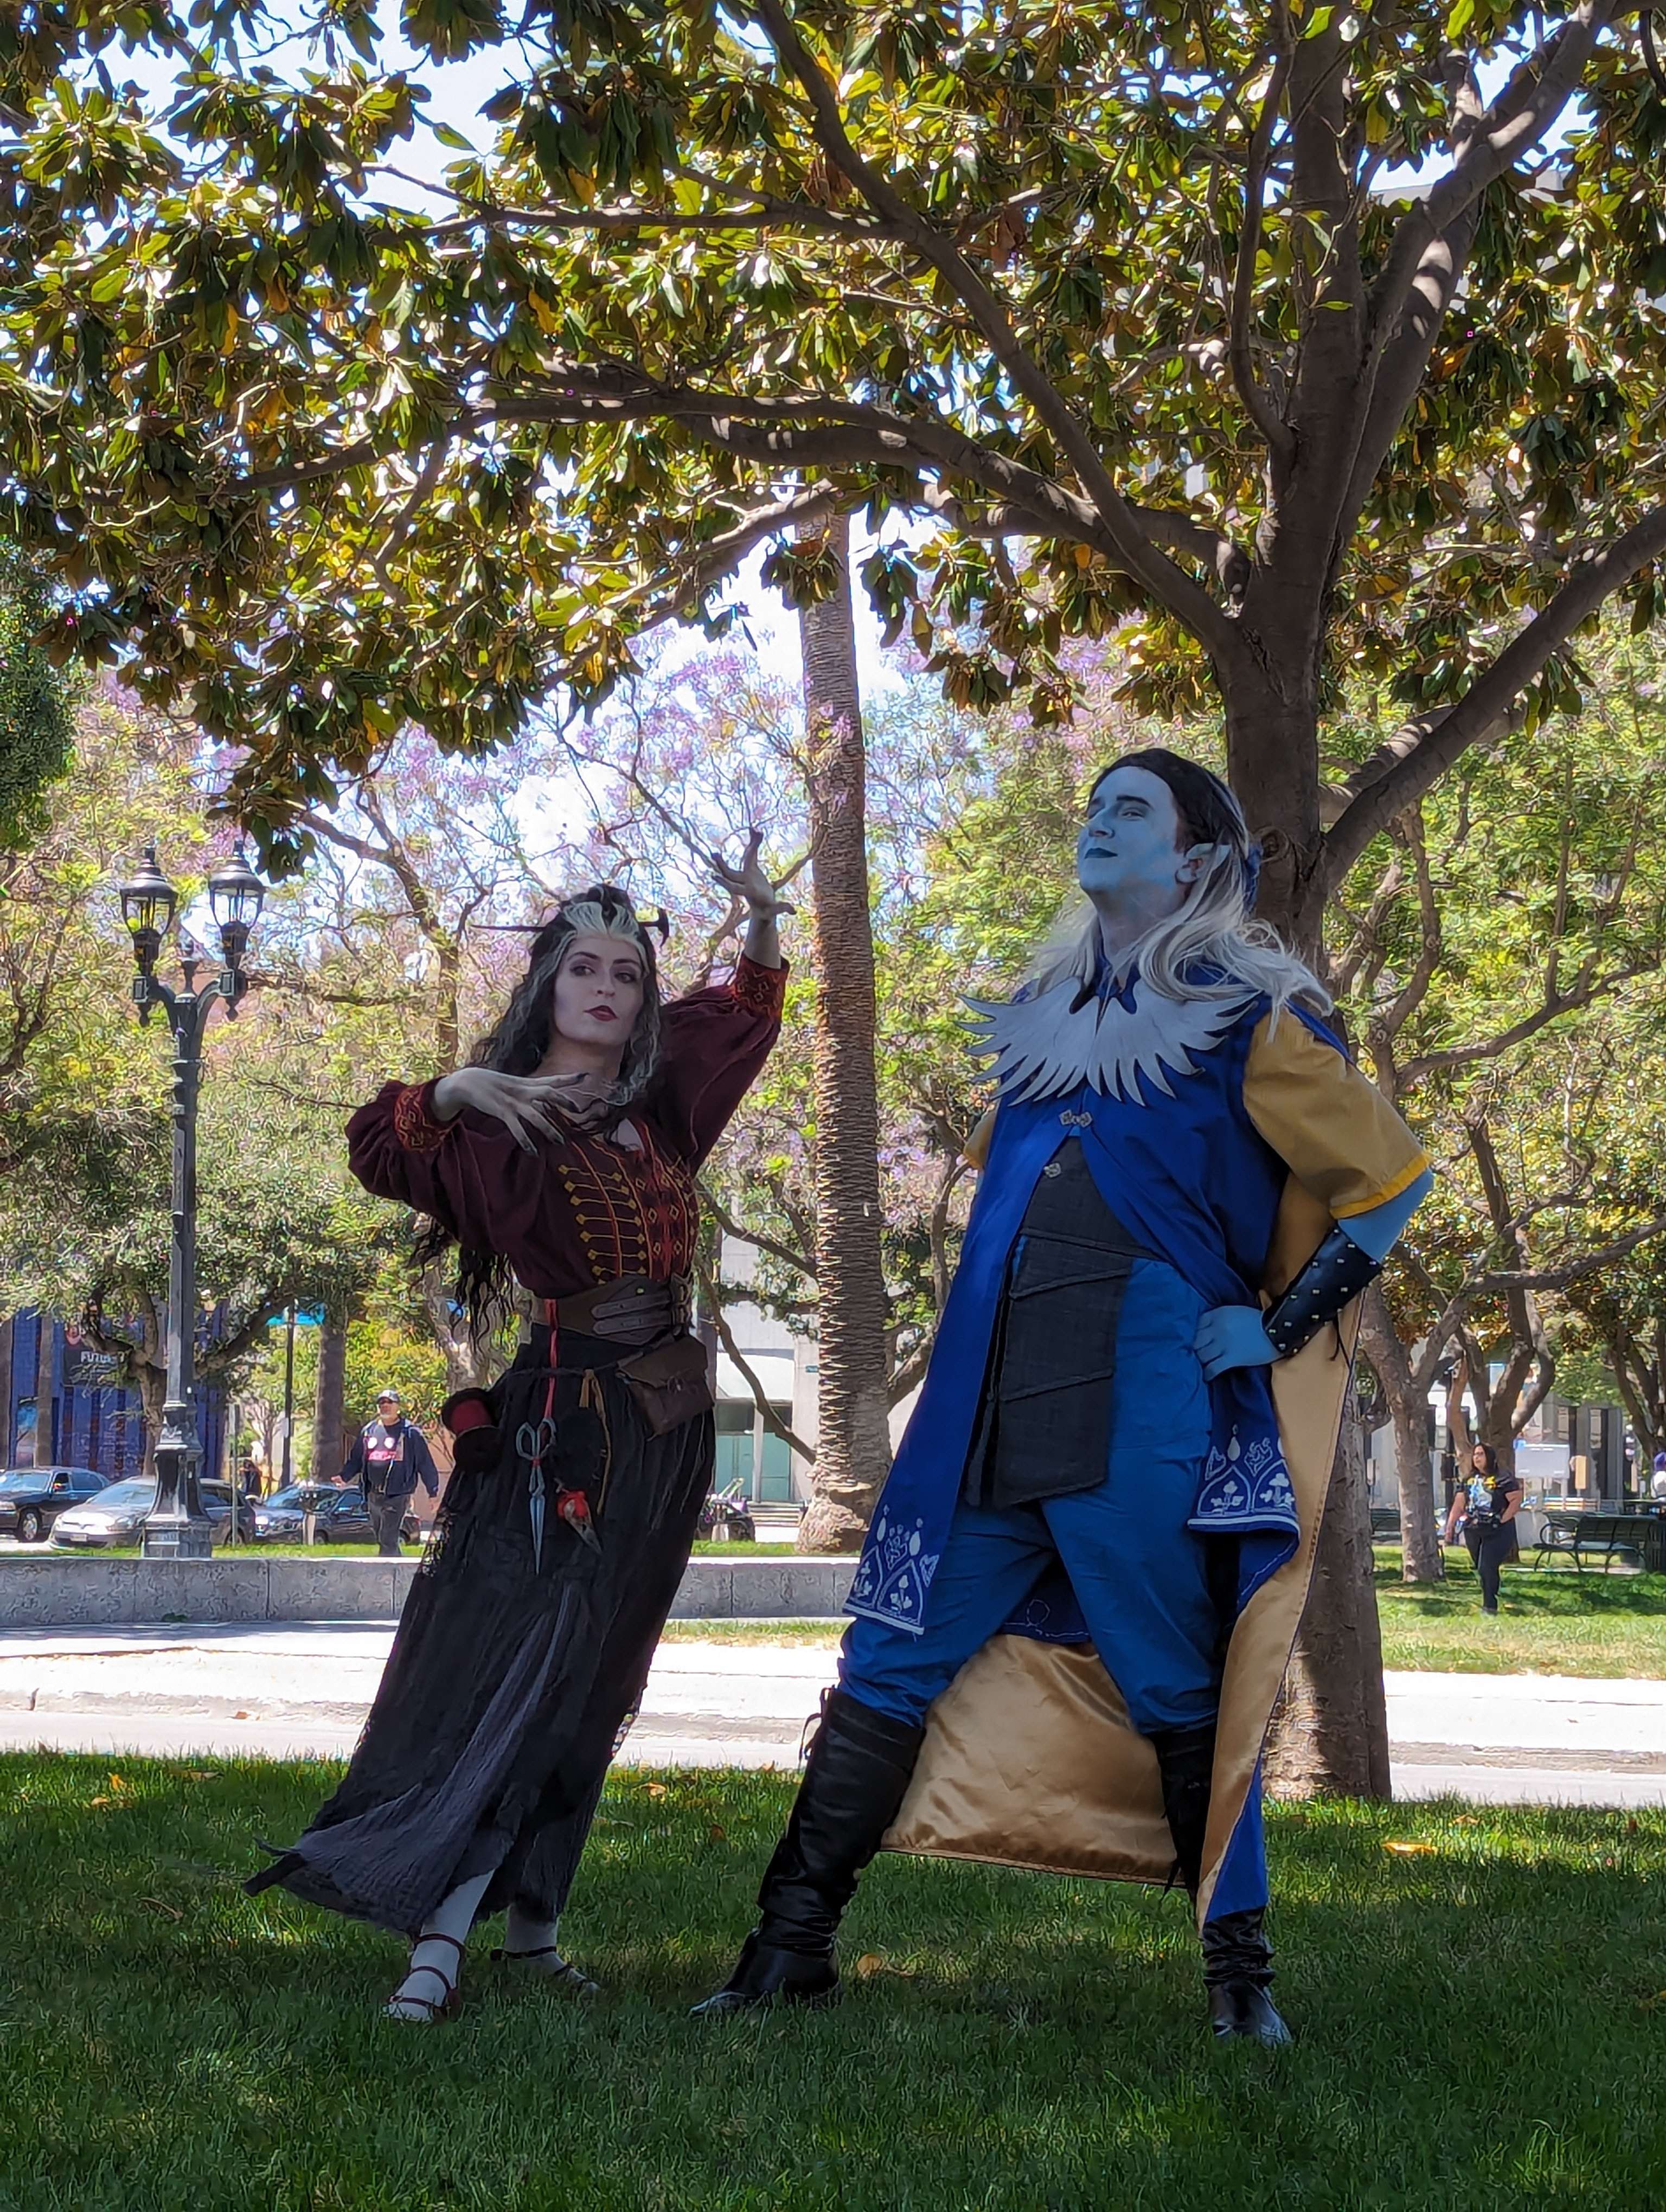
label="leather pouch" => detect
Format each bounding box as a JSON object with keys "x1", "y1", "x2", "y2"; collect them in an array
[{"x1": 618, "y1": 1334, "x2": 714, "y2": 1436}]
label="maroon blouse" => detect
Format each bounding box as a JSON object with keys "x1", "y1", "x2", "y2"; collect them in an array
[{"x1": 347, "y1": 955, "x2": 786, "y2": 1299}]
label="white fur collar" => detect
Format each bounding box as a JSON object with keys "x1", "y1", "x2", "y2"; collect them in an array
[{"x1": 965, "y1": 974, "x2": 1254, "y2": 1105}]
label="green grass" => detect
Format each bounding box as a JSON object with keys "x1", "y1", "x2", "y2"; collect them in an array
[
  {"x1": 2, "y1": 1754, "x2": 1663, "y2": 2210},
  {"x1": 660, "y1": 1618, "x2": 845, "y2": 1644},
  {"x1": 1376, "y1": 1546, "x2": 1666, "y2": 1677}
]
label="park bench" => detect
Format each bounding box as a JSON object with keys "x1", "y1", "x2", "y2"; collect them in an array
[{"x1": 1531, "y1": 1511, "x2": 1644, "y2": 1574}]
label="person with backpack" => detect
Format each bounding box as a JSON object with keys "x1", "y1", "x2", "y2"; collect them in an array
[{"x1": 338, "y1": 1391, "x2": 440, "y2": 1555}]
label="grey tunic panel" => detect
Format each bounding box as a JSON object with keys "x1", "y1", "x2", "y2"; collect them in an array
[{"x1": 965, "y1": 1139, "x2": 1155, "y2": 1512}]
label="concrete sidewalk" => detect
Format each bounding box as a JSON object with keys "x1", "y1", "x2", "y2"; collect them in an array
[{"x1": 1, "y1": 1622, "x2": 1663, "y2": 1806}]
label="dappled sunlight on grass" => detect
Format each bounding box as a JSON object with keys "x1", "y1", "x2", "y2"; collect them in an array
[
  {"x1": 3, "y1": 1753, "x2": 1664, "y2": 2207},
  {"x1": 1375, "y1": 1545, "x2": 1666, "y2": 1675}
]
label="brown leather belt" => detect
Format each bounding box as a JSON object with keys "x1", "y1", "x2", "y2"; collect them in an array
[{"x1": 553, "y1": 1273, "x2": 693, "y2": 1348}]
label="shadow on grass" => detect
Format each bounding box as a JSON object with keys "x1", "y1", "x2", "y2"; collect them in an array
[{"x1": 3, "y1": 1753, "x2": 1665, "y2": 2209}]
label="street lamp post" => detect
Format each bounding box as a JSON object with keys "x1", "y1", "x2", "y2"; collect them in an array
[{"x1": 117, "y1": 844, "x2": 266, "y2": 1560}]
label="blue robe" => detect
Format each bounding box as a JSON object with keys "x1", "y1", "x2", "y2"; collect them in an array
[{"x1": 851, "y1": 992, "x2": 1354, "y2": 1918}]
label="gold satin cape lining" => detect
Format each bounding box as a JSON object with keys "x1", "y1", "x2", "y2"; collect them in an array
[{"x1": 880, "y1": 1177, "x2": 1354, "y2": 1928}]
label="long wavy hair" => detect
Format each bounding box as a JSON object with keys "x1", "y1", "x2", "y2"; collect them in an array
[
  {"x1": 415, "y1": 884, "x2": 666, "y2": 1340},
  {"x1": 1024, "y1": 747, "x2": 1330, "y2": 1024}
]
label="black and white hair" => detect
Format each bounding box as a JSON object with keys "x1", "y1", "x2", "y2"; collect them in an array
[
  {"x1": 1025, "y1": 747, "x2": 1331, "y2": 1023},
  {"x1": 415, "y1": 884, "x2": 666, "y2": 1337},
  {"x1": 469, "y1": 886, "x2": 664, "y2": 1103}
]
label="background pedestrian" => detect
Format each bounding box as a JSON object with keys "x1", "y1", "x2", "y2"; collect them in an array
[
  {"x1": 338, "y1": 1391, "x2": 439, "y2": 1555},
  {"x1": 1443, "y1": 1442, "x2": 1522, "y2": 1615}
]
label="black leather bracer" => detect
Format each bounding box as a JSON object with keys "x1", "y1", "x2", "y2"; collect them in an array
[{"x1": 1262, "y1": 1223, "x2": 1383, "y2": 1360}]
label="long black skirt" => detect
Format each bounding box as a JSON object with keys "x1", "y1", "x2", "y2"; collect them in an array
[{"x1": 245, "y1": 1330, "x2": 712, "y2": 1936}]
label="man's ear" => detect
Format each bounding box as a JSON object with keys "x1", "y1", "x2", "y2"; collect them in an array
[{"x1": 1176, "y1": 841, "x2": 1215, "y2": 885}]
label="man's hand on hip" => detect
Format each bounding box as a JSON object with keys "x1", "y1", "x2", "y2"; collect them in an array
[{"x1": 1194, "y1": 1305, "x2": 1277, "y2": 1381}]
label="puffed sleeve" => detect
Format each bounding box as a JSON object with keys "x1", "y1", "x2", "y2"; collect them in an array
[
  {"x1": 1241, "y1": 1011, "x2": 1427, "y2": 1218},
  {"x1": 345, "y1": 1079, "x2": 518, "y2": 1250},
  {"x1": 650, "y1": 955, "x2": 788, "y2": 1169}
]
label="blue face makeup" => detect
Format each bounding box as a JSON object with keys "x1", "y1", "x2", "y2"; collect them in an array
[{"x1": 1076, "y1": 765, "x2": 1188, "y2": 904}]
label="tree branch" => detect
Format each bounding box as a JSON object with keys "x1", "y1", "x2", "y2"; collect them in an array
[
  {"x1": 886, "y1": 1329, "x2": 935, "y2": 1408},
  {"x1": 1367, "y1": 3, "x2": 1617, "y2": 342},
  {"x1": 1229, "y1": 16, "x2": 1297, "y2": 465},
  {"x1": 1397, "y1": 957, "x2": 1658, "y2": 1088},
  {"x1": 740, "y1": 0, "x2": 1246, "y2": 661},
  {"x1": 696, "y1": 1257, "x2": 817, "y2": 1462},
  {"x1": 1323, "y1": 499, "x2": 1666, "y2": 885},
  {"x1": 696, "y1": 1179, "x2": 817, "y2": 1283},
  {"x1": 1481, "y1": 1213, "x2": 1666, "y2": 1291}
]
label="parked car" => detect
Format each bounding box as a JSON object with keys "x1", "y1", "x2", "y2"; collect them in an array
[
  {"x1": 50, "y1": 1476, "x2": 255, "y2": 1549},
  {"x1": 251, "y1": 1482, "x2": 421, "y2": 1546},
  {"x1": 0, "y1": 1464, "x2": 109, "y2": 1544}
]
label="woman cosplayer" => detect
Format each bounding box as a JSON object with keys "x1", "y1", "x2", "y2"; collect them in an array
[
  {"x1": 248, "y1": 859, "x2": 786, "y2": 2021},
  {"x1": 696, "y1": 751, "x2": 1430, "y2": 2046}
]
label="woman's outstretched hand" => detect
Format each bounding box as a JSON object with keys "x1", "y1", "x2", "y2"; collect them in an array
[
  {"x1": 431, "y1": 1068, "x2": 614, "y2": 1153},
  {"x1": 709, "y1": 827, "x2": 794, "y2": 920},
  {"x1": 711, "y1": 827, "x2": 791, "y2": 969}
]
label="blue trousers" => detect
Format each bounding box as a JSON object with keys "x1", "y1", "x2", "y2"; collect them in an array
[{"x1": 843, "y1": 1257, "x2": 1222, "y2": 1736}]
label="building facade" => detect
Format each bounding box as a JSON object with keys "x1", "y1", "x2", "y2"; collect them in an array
[{"x1": 0, "y1": 1309, "x2": 228, "y2": 1480}]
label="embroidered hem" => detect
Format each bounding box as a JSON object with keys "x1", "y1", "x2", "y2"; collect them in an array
[
  {"x1": 392, "y1": 1081, "x2": 448, "y2": 1154},
  {"x1": 1187, "y1": 1424, "x2": 1299, "y2": 1541}
]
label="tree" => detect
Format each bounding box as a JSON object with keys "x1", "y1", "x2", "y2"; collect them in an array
[
  {"x1": 10, "y1": 2, "x2": 1666, "y2": 1783},
  {"x1": 3, "y1": 4, "x2": 1664, "y2": 897},
  {"x1": 0, "y1": 689, "x2": 396, "y2": 1460},
  {"x1": 0, "y1": 550, "x2": 74, "y2": 848},
  {"x1": 790, "y1": 515, "x2": 892, "y2": 1547},
  {"x1": 1337, "y1": 622, "x2": 1666, "y2": 1567}
]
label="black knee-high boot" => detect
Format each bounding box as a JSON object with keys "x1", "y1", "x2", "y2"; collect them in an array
[
  {"x1": 1151, "y1": 1721, "x2": 1292, "y2": 2048},
  {"x1": 691, "y1": 1688, "x2": 926, "y2": 2017}
]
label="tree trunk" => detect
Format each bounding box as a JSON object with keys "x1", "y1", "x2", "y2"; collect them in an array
[
  {"x1": 134, "y1": 1357, "x2": 164, "y2": 1481},
  {"x1": 1228, "y1": 668, "x2": 1390, "y2": 1793},
  {"x1": 1262, "y1": 1408, "x2": 1392, "y2": 1799},
  {"x1": 794, "y1": 513, "x2": 893, "y2": 1553},
  {"x1": 420, "y1": 1262, "x2": 494, "y2": 1394},
  {"x1": 310, "y1": 1310, "x2": 348, "y2": 1481},
  {"x1": 1357, "y1": 1284, "x2": 1443, "y2": 1581}
]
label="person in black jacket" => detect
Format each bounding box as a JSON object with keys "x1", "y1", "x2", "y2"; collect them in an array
[
  {"x1": 338, "y1": 1391, "x2": 440, "y2": 1555},
  {"x1": 1443, "y1": 1442, "x2": 1523, "y2": 1614}
]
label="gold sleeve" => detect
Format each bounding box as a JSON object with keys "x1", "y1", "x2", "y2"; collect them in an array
[
  {"x1": 963, "y1": 1107, "x2": 997, "y2": 1171},
  {"x1": 1242, "y1": 1013, "x2": 1427, "y2": 1219}
]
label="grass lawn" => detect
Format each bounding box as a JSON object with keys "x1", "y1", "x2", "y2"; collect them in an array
[
  {"x1": 2, "y1": 1756, "x2": 1662, "y2": 2210},
  {"x1": 664, "y1": 1551, "x2": 1666, "y2": 1673},
  {"x1": 1376, "y1": 1546, "x2": 1666, "y2": 1677}
]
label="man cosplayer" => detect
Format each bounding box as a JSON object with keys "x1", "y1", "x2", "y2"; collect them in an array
[{"x1": 697, "y1": 749, "x2": 1430, "y2": 2045}]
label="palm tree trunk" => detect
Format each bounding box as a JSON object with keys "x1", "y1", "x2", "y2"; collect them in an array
[{"x1": 794, "y1": 513, "x2": 892, "y2": 1552}]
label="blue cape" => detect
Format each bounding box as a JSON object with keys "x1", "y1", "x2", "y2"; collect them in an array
[{"x1": 850, "y1": 994, "x2": 1347, "y2": 1643}]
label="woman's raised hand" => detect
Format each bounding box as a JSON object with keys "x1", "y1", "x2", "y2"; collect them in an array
[
  {"x1": 709, "y1": 827, "x2": 794, "y2": 921},
  {"x1": 431, "y1": 1068, "x2": 611, "y2": 1153}
]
